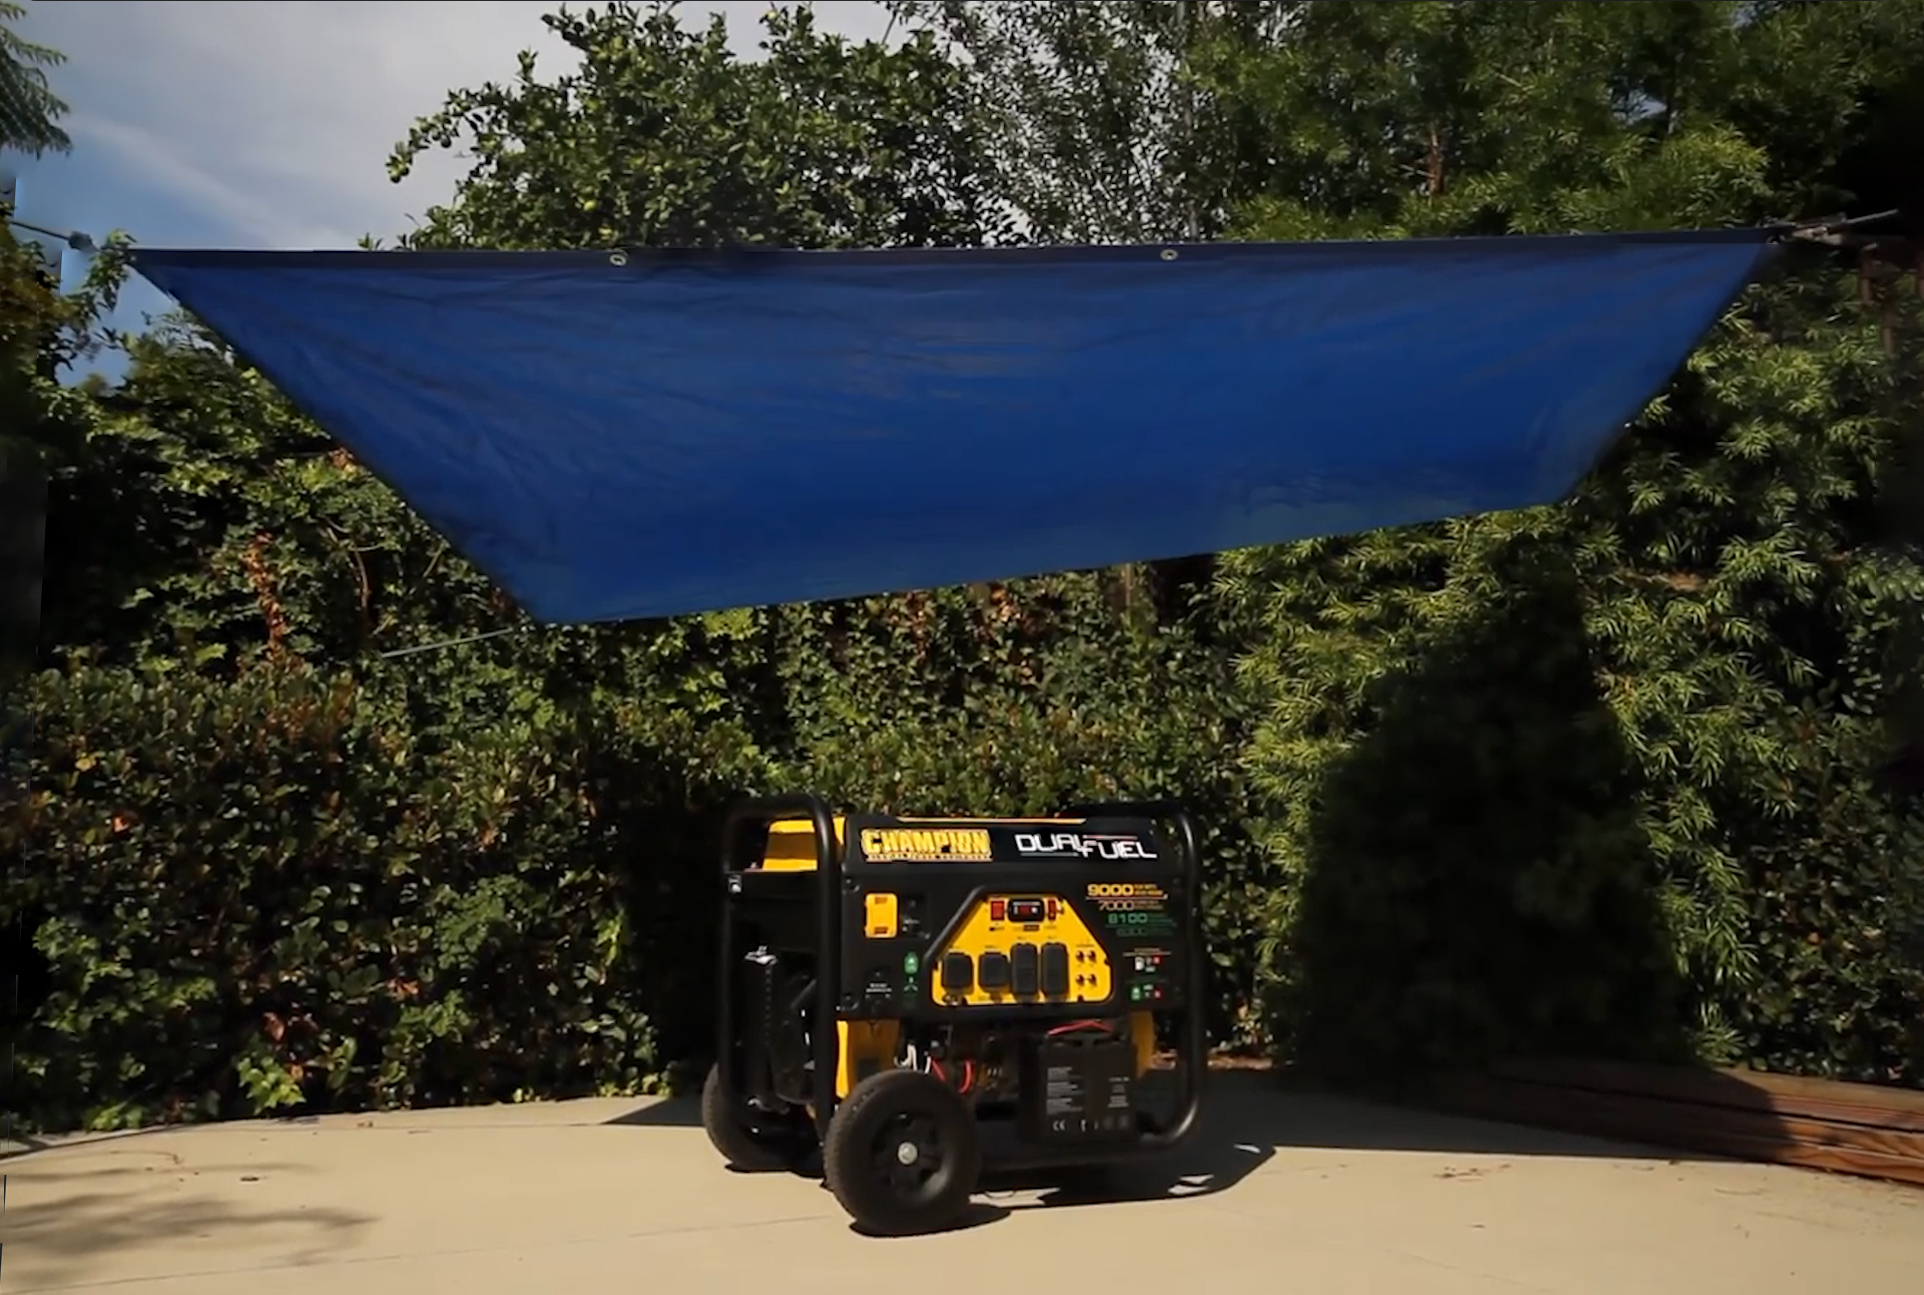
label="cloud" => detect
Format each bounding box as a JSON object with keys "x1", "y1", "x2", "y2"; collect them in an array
[
  {"x1": 14, "y1": 0, "x2": 894, "y2": 250},
  {"x1": 65, "y1": 110, "x2": 353, "y2": 249}
]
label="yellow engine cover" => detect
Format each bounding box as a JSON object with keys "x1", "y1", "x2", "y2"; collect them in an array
[{"x1": 757, "y1": 816, "x2": 847, "y2": 871}]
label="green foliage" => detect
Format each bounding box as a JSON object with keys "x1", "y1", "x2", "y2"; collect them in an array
[
  {"x1": 1198, "y1": 0, "x2": 1924, "y2": 1081},
  {"x1": 366, "y1": 1, "x2": 1263, "y2": 1042},
  {"x1": 5, "y1": 4, "x2": 1254, "y2": 1132},
  {"x1": 761, "y1": 577, "x2": 1264, "y2": 1033},
  {"x1": 388, "y1": 1, "x2": 1010, "y2": 251},
  {"x1": 889, "y1": 0, "x2": 1218, "y2": 242},
  {"x1": 3, "y1": 661, "x2": 659, "y2": 1131},
  {"x1": 0, "y1": 0, "x2": 69, "y2": 156},
  {"x1": 882, "y1": 0, "x2": 1924, "y2": 1085},
  {"x1": 7, "y1": 0, "x2": 1924, "y2": 1136}
]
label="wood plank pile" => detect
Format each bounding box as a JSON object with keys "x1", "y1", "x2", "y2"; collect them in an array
[{"x1": 1425, "y1": 1058, "x2": 1924, "y2": 1188}]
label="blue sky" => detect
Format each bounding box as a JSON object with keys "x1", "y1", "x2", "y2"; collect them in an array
[{"x1": 6, "y1": 1, "x2": 890, "y2": 363}]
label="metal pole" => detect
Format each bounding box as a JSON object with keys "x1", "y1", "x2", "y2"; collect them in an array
[
  {"x1": 4, "y1": 216, "x2": 94, "y2": 252},
  {"x1": 1180, "y1": 0, "x2": 1199, "y2": 243}
]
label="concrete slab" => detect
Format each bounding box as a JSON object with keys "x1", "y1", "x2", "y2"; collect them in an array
[{"x1": 5, "y1": 1075, "x2": 1921, "y2": 1293}]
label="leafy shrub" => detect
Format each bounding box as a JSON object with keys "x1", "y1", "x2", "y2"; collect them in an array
[
  {"x1": 1, "y1": 661, "x2": 660, "y2": 1131},
  {"x1": 8, "y1": 0, "x2": 1924, "y2": 1135}
]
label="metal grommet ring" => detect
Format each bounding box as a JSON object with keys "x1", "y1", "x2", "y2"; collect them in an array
[
  {"x1": 609, "y1": 251, "x2": 629, "y2": 267},
  {"x1": 1160, "y1": 248, "x2": 1179, "y2": 261}
]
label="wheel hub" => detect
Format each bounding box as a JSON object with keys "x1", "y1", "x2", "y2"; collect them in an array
[{"x1": 874, "y1": 1113, "x2": 944, "y2": 1195}]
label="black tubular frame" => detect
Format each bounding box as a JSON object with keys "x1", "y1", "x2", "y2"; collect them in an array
[
  {"x1": 717, "y1": 792, "x2": 841, "y2": 1144},
  {"x1": 1062, "y1": 798, "x2": 1206, "y2": 1151},
  {"x1": 716, "y1": 793, "x2": 1204, "y2": 1158}
]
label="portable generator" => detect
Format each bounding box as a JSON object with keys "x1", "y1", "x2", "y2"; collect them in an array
[{"x1": 701, "y1": 794, "x2": 1205, "y2": 1235}]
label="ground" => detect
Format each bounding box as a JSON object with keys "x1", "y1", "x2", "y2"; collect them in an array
[{"x1": 5, "y1": 1075, "x2": 1921, "y2": 1293}]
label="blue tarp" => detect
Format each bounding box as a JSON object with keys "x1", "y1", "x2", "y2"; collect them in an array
[{"x1": 131, "y1": 231, "x2": 1781, "y2": 625}]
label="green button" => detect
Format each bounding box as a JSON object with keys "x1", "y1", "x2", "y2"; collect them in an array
[{"x1": 903, "y1": 952, "x2": 920, "y2": 975}]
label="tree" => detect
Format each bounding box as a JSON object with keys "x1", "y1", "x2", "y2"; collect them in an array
[
  {"x1": 888, "y1": 0, "x2": 1924, "y2": 1080},
  {"x1": 0, "y1": 0, "x2": 68, "y2": 157},
  {"x1": 1191, "y1": 0, "x2": 1924, "y2": 1080},
  {"x1": 0, "y1": 0, "x2": 81, "y2": 762},
  {"x1": 14, "y1": 0, "x2": 1924, "y2": 1139},
  {"x1": 892, "y1": 0, "x2": 1350, "y2": 245},
  {"x1": 373, "y1": 0, "x2": 1254, "y2": 1045},
  {"x1": 8, "y1": 1, "x2": 1257, "y2": 1138},
  {"x1": 388, "y1": 1, "x2": 1009, "y2": 252}
]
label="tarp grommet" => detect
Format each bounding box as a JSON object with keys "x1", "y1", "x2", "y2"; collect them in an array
[
  {"x1": 1160, "y1": 248, "x2": 1179, "y2": 261},
  {"x1": 609, "y1": 251, "x2": 629, "y2": 267}
]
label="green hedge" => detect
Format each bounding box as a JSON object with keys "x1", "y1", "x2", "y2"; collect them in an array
[
  {"x1": 2, "y1": 662, "x2": 660, "y2": 1129},
  {"x1": 2, "y1": 571, "x2": 1265, "y2": 1132},
  {"x1": 1220, "y1": 270, "x2": 1924, "y2": 1087},
  {"x1": 6, "y1": 0, "x2": 1924, "y2": 1134}
]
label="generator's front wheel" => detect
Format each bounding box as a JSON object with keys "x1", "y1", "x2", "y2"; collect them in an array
[
  {"x1": 824, "y1": 1068, "x2": 981, "y2": 1236},
  {"x1": 701, "y1": 1063, "x2": 806, "y2": 1173}
]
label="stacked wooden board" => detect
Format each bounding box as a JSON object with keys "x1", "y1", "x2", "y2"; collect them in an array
[{"x1": 1425, "y1": 1058, "x2": 1924, "y2": 1187}]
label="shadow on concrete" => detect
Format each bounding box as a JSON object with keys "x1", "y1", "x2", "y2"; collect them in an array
[
  {"x1": 982, "y1": 1123, "x2": 1276, "y2": 1209},
  {"x1": 6, "y1": 1195, "x2": 372, "y2": 1291},
  {"x1": 5, "y1": 1151, "x2": 314, "y2": 1183},
  {"x1": 600, "y1": 1069, "x2": 1733, "y2": 1158},
  {"x1": 849, "y1": 1198, "x2": 1015, "y2": 1237},
  {"x1": 3, "y1": 1154, "x2": 372, "y2": 1292},
  {"x1": 1211, "y1": 1073, "x2": 1712, "y2": 1160},
  {"x1": 828, "y1": 1118, "x2": 1276, "y2": 1236},
  {"x1": 603, "y1": 1098, "x2": 702, "y2": 1129},
  {"x1": 603, "y1": 1068, "x2": 1726, "y2": 1239}
]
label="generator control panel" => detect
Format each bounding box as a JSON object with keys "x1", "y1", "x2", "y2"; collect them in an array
[{"x1": 835, "y1": 814, "x2": 1190, "y2": 1019}]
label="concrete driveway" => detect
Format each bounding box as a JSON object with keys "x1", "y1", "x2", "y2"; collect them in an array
[{"x1": 6, "y1": 1074, "x2": 1922, "y2": 1293}]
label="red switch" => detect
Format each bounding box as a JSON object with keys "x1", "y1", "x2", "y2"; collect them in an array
[
  {"x1": 990, "y1": 899, "x2": 1007, "y2": 921},
  {"x1": 1046, "y1": 898, "x2": 1058, "y2": 920}
]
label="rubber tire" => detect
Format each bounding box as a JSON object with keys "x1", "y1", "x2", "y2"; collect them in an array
[
  {"x1": 701, "y1": 1063, "x2": 801, "y2": 1173},
  {"x1": 824, "y1": 1068, "x2": 982, "y2": 1237}
]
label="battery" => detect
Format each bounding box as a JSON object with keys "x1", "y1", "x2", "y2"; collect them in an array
[{"x1": 1017, "y1": 1034, "x2": 1139, "y2": 1145}]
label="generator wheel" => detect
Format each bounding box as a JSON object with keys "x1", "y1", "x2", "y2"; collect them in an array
[
  {"x1": 824, "y1": 1068, "x2": 981, "y2": 1236},
  {"x1": 701, "y1": 1063, "x2": 804, "y2": 1173}
]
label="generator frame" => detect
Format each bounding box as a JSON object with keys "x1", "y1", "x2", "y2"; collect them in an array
[{"x1": 708, "y1": 792, "x2": 1205, "y2": 1234}]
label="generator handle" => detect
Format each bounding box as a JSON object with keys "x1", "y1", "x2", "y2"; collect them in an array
[
  {"x1": 717, "y1": 793, "x2": 841, "y2": 1141},
  {"x1": 1060, "y1": 799, "x2": 1206, "y2": 1149}
]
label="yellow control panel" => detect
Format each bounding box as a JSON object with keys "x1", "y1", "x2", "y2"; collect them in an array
[{"x1": 927, "y1": 894, "x2": 1112, "y2": 1007}]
